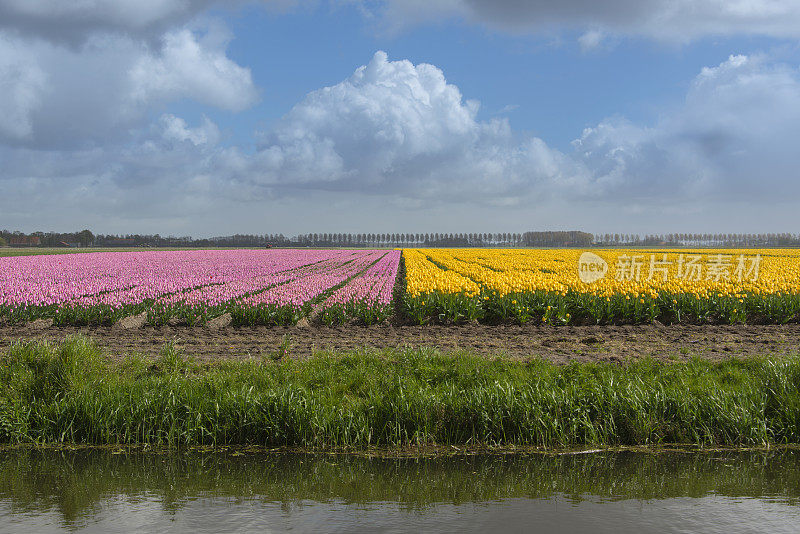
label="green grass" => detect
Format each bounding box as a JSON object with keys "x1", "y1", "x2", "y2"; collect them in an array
[{"x1": 1, "y1": 337, "x2": 799, "y2": 449}]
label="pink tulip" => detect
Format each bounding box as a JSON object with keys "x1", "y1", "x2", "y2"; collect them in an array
[{"x1": 0, "y1": 249, "x2": 402, "y2": 317}]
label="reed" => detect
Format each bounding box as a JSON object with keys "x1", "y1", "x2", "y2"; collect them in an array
[{"x1": 1, "y1": 336, "x2": 798, "y2": 449}]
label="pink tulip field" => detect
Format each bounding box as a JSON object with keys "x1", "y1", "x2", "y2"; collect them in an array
[
  {"x1": 0, "y1": 249, "x2": 402, "y2": 325},
  {"x1": 317, "y1": 250, "x2": 401, "y2": 324}
]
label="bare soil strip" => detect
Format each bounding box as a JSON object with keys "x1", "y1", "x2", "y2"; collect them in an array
[{"x1": 1, "y1": 324, "x2": 799, "y2": 363}]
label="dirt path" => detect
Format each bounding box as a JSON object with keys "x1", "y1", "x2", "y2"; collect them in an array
[{"x1": 1, "y1": 323, "x2": 799, "y2": 363}]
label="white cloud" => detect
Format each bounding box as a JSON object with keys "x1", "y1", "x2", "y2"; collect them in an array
[
  {"x1": 247, "y1": 51, "x2": 565, "y2": 202},
  {"x1": 0, "y1": 21, "x2": 257, "y2": 148},
  {"x1": 159, "y1": 114, "x2": 221, "y2": 145},
  {"x1": 243, "y1": 50, "x2": 800, "y2": 209},
  {"x1": 371, "y1": 0, "x2": 800, "y2": 42},
  {"x1": 496, "y1": 104, "x2": 519, "y2": 114},
  {"x1": 129, "y1": 25, "x2": 259, "y2": 112},
  {"x1": 578, "y1": 30, "x2": 606, "y2": 51},
  {"x1": 572, "y1": 54, "x2": 800, "y2": 201},
  {"x1": 3, "y1": 50, "x2": 800, "y2": 234}
]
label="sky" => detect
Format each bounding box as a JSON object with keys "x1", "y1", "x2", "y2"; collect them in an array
[{"x1": 2, "y1": 1, "x2": 800, "y2": 237}]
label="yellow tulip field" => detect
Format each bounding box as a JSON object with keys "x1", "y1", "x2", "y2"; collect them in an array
[{"x1": 402, "y1": 248, "x2": 800, "y2": 324}]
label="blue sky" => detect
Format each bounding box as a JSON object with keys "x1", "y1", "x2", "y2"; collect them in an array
[
  {"x1": 213, "y1": 4, "x2": 800, "y2": 151},
  {"x1": 2, "y1": 1, "x2": 800, "y2": 237}
]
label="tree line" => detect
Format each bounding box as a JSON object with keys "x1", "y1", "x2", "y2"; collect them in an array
[
  {"x1": 594, "y1": 233, "x2": 800, "y2": 247},
  {"x1": 2, "y1": 229, "x2": 799, "y2": 248},
  {"x1": 293, "y1": 233, "x2": 527, "y2": 247},
  {"x1": 0, "y1": 230, "x2": 95, "y2": 247}
]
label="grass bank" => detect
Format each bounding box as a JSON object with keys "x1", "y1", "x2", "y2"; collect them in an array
[{"x1": 1, "y1": 337, "x2": 799, "y2": 449}]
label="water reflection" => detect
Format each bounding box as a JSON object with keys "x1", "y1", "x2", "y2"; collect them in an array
[{"x1": 0, "y1": 449, "x2": 798, "y2": 533}]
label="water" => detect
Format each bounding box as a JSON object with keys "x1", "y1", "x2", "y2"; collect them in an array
[{"x1": 1, "y1": 448, "x2": 798, "y2": 533}]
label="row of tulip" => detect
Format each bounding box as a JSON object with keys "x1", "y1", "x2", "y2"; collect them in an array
[
  {"x1": 317, "y1": 250, "x2": 401, "y2": 324},
  {"x1": 0, "y1": 250, "x2": 401, "y2": 325},
  {"x1": 0, "y1": 250, "x2": 327, "y2": 308},
  {"x1": 147, "y1": 250, "x2": 389, "y2": 326},
  {"x1": 402, "y1": 248, "x2": 800, "y2": 324}
]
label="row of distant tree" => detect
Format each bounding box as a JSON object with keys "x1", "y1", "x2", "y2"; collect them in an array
[
  {"x1": 0, "y1": 230, "x2": 594, "y2": 248},
  {"x1": 0, "y1": 230, "x2": 95, "y2": 247},
  {"x1": 594, "y1": 233, "x2": 800, "y2": 247},
  {"x1": 293, "y1": 232, "x2": 534, "y2": 247},
  {"x1": 2, "y1": 229, "x2": 799, "y2": 248}
]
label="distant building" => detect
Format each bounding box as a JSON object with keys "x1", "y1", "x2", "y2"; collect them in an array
[{"x1": 9, "y1": 236, "x2": 41, "y2": 247}]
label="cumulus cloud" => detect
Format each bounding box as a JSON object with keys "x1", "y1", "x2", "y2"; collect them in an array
[
  {"x1": 0, "y1": 112, "x2": 225, "y2": 222},
  {"x1": 159, "y1": 114, "x2": 221, "y2": 146},
  {"x1": 0, "y1": 22, "x2": 257, "y2": 148},
  {"x1": 573, "y1": 54, "x2": 800, "y2": 201},
  {"x1": 371, "y1": 0, "x2": 800, "y2": 42},
  {"x1": 246, "y1": 51, "x2": 569, "y2": 203},
  {"x1": 3, "y1": 50, "x2": 800, "y2": 233},
  {"x1": 237, "y1": 51, "x2": 800, "y2": 208},
  {"x1": 129, "y1": 25, "x2": 259, "y2": 112},
  {"x1": 0, "y1": 0, "x2": 260, "y2": 149}
]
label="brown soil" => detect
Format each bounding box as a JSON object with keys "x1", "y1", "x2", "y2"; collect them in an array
[
  {"x1": 1, "y1": 323, "x2": 799, "y2": 363},
  {"x1": 114, "y1": 312, "x2": 147, "y2": 330}
]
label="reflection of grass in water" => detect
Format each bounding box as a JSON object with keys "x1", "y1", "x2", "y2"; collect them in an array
[
  {"x1": 0, "y1": 449, "x2": 799, "y2": 524},
  {"x1": 1, "y1": 336, "x2": 800, "y2": 448}
]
